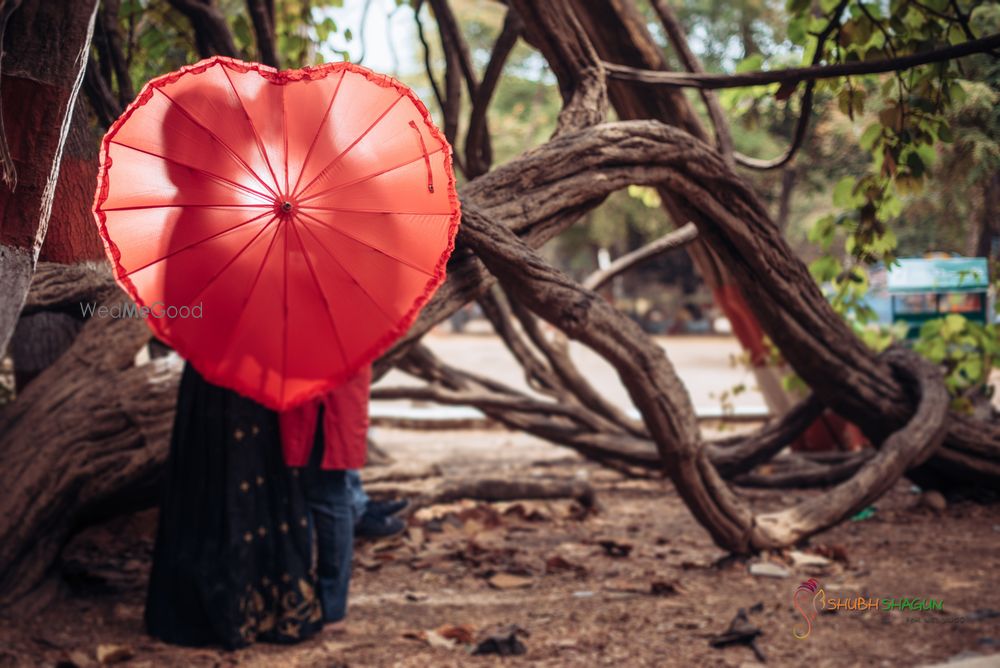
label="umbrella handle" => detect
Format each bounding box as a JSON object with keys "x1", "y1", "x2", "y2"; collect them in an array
[{"x1": 409, "y1": 120, "x2": 435, "y2": 194}]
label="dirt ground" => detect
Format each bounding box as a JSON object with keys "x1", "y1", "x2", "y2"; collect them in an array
[{"x1": 1, "y1": 427, "x2": 999, "y2": 668}]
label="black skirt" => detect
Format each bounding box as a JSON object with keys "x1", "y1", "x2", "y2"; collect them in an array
[{"x1": 145, "y1": 362, "x2": 322, "y2": 649}]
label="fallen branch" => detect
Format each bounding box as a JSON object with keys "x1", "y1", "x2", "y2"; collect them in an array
[
  {"x1": 732, "y1": 451, "x2": 872, "y2": 488},
  {"x1": 414, "y1": 477, "x2": 596, "y2": 510},
  {"x1": 708, "y1": 396, "x2": 824, "y2": 477}
]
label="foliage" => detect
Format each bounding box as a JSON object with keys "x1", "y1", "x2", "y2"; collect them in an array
[
  {"x1": 673, "y1": 0, "x2": 1000, "y2": 398},
  {"x1": 780, "y1": 0, "x2": 1000, "y2": 399},
  {"x1": 914, "y1": 315, "x2": 999, "y2": 408},
  {"x1": 113, "y1": 0, "x2": 349, "y2": 98}
]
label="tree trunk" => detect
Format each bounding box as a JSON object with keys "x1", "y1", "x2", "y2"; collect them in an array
[
  {"x1": 0, "y1": 0, "x2": 99, "y2": 356},
  {"x1": 0, "y1": 263, "x2": 171, "y2": 606},
  {"x1": 40, "y1": 95, "x2": 107, "y2": 264}
]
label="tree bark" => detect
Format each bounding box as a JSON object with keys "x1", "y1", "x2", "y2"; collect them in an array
[
  {"x1": 461, "y1": 203, "x2": 951, "y2": 551},
  {"x1": 603, "y1": 34, "x2": 1000, "y2": 89},
  {"x1": 0, "y1": 264, "x2": 172, "y2": 606},
  {"x1": 246, "y1": 0, "x2": 279, "y2": 68},
  {"x1": 0, "y1": 0, "x2": 99, "y2": 357},
  {"x1": 517, "y1": 2, "x2": 1000, "y2": 474},
  {"x1": 167, "y1": 0, "x2": 238, "y2": 59}
]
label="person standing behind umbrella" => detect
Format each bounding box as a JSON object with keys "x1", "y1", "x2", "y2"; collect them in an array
[
  {"x1": 143, "y1": 75, "x2": 369, "y2": 647},
  {"x1": 145, "y1": 358, "x2": 371, "y2": 647},
  {"x1": 145, "y1": 360, "x2": 325, "y2": 648},
  {"x1": 97, "y1": 57, "x2": 460, "y2": 648},
  {"x1": 142, "y1": 81, "x2": 328, "y2": 649},
  {"x1": 278, "y1": 365, "x2": 372, "y2": 630}
]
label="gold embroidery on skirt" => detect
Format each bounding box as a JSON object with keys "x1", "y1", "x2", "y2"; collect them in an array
[{"x1": 237, "y1": 576, "x2": 322, "y2": 643}]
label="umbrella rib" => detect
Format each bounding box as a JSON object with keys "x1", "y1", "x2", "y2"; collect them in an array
[
  {"x1": 287, "y1": 220, "x2": 352, "y2": 370},
  {"x1": 212, "y1": 214, "x2": 286, "y2": 377},
  {"x1": 298, "y1": 206, "x2": 453, "y2": 216},
  {"x1": 180, "y1": 214, "x2": 280, "y2": 309},
  {"x1": 295, "y1": 216, "x2": 398, "y2": 327},
  {"x1": 119, "y1": 209, "x2": 274, "y2": 279},
  {"x1": 222, "y1": 66, "x2": 283, "y2": 197},
  {"x1": 294, "y1": 93, "x2": 407, "y2": 200},
  {"x1": 154, "y1": 88, "x2": 280, "y2": 199},
  {"x1": 279, "y1": 221, "x2": 289, "y2": 404},
  {"x1": 282, "y1": 83, "x2": 290, "y2": 196},
  {"x1": 109, "y1": 140, "x2": 274, "y2": 203},
  {"x1": 101, "y1": 203, "x2": 272, "y2": 212},
  {"x1": 296, "y1": 147, "x2": 444, "y2": 206},
  {"x1": 297, "y1": 210, "x2": 436, "y2": 278},
  {"x1": 289, "y1": 70, "x2": 346, "y2": 198}
]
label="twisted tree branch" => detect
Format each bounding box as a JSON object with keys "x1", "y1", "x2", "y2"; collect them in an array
[
  {"x1": 603, "y1": 33, "x2": 1000, "y2": 90},
  {"x1": 246, "y1": 0, "x2": 279, "y2": 68},
  {"x1": 465, "y1": 9, "x2": 521, "y2": 178},
  {"x1": 166, "y1": 0, "x2": 237, "y2": 58},
  {"x1": 583, "y1": 221, "x2": 697, "y2": 290}
]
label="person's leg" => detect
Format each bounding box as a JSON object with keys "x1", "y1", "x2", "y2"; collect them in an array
[
  {"x1": 345, "y1": 469, "x2": 368, "y2": 525},
  {"x1": 301, "y1": 426, "x2": 353, "y2": 623}
]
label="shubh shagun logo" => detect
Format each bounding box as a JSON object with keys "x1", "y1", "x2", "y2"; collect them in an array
[{"x1": 792, "y1": 578, "x2": 944, "y2": 639}]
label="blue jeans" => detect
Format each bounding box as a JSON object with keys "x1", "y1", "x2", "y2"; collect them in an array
[
  {"x1": 346, "y1": 470, "x2": 369, "y2": 523},
  {"x1": 301, "y1": 418, "x2": 353, "y2": 623}
]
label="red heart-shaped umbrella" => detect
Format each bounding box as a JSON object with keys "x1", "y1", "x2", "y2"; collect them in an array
[{"x1": 93, "y1": 56, "x2": 460, "y2": 410}]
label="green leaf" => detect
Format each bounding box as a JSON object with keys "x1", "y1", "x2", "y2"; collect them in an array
[
  {"x1": 735, "y1": 54, "x2": 764, "y2": 74},
  {"x1": 948, "y1": 81, "x2": 967, "y2": 106},
  {"x1": 959, "y1": 357, "x2": 984, "y2": 382},
  {"x1": 809, "y1": 255, "x2": 842, "y2": 283},
  {"x1": 832, "y1": 176, "x2": 859, "y2": 207},
  {"x1": 923, "y1": 0, "x2": 949, "y2": 11},
  {"x1": 922, "y1": 338, "x2": 948, "y2": 363},
  {"x1": 859, "y1": 123, "x2": 883, "y2": 150},
  {"x1": 947, "y1": 24, "x2": 968, "y2": 45},
  {"x1": 903, "y1": 7, "x2": 927, "y2": 30},
  {"x1": 877, "y1": 192, "x2": 903, "y2": 221},
  {"x1": 915, "y1": 143, "x2": 936, "y2": 170},
  {"x1": 788, "y1": 16, "x2": 807, "y2": 45},
  {"x1": 781, "y1": 373, "x2": 809, "y2": 394},
  {"x1": 943, "y1": 313, "x2": 967, "y2": 336},
  {"x1": 808, "y1": 214, "x2": 838, "y2": 248},
  {"x1": 627, "y1": 185, "x2": 662, "y2": 209}
]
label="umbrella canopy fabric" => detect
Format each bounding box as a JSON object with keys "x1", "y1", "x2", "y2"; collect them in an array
[{"x1": 93, "y1": 56, "x2": 460, "y2": 410}]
